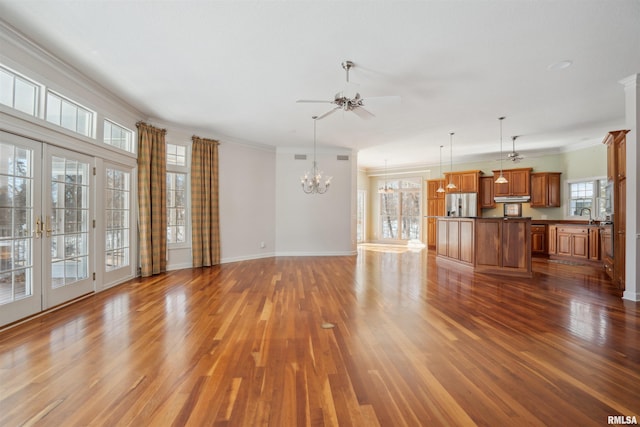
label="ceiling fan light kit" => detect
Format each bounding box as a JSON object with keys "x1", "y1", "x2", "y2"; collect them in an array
[{"x1": 301, "y1": 116, "x2": 331, "y2": 194}]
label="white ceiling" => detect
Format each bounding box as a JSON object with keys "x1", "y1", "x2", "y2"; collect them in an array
[{"x1": 1, "y1": 1, "x2": 638, "y2": 171}]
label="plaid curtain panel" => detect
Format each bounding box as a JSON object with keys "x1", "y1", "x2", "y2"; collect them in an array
[
  {"x1": 137, "y1": 122, "x2": 167, "y2": 276},
  {"x1": 191, "y1": 136, "x2": 220, "y2": 267}
]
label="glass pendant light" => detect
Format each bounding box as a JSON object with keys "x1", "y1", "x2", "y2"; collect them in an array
[
  {"x1": 436, "y1": 145, "x2": 445, "y2": 193},
  {"x1": 495, "y1": 117, "x2": 508, "y2": 184},
  {"x1": 446, "y1": 132, "x2": 457, "y2": 189}
]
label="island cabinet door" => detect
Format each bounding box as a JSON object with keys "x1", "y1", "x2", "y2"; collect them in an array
[
  {"x1": 502, "y1": 221, "x2": 529, "y2": 269},
  {"x1": 437, "y1": 220, "x2": 448, "y2": 257},
  {"x1": 475, "y1": 221, "x2": 501, "y2": 267}
]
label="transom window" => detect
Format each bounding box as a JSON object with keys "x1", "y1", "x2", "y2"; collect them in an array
[
  {"x1": 167, "y1": 144, "x2": 186, "y2": 166},
  {"x1": 0, "y1": 66, "x2": 39, "y2": 117},
  {"x1": 103, "y1": 120, "x2": 133, "y2": 153},
  {"x1": 45, "y1": 91, "x2": 94, "y2": 137},
  {"x1": 567, "y1": 178, "x2": 607, "y2": 220}
]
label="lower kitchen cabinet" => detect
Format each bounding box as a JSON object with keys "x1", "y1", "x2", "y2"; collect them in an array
[
  {"x1": 531, "y1": 224, "x2": 547, "y2": 255},
  {"x1": 549, "y1": 225, "x2": 600, "y2": 264}
]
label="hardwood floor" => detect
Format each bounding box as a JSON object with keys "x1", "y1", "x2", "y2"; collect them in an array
[{"x1": 1, "y1": 248, "x2": 639, "y2": 426}]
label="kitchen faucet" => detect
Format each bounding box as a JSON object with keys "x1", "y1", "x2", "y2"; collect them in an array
[{"x1": 579, "y1": 207, "x2": 593, "y2": 224}]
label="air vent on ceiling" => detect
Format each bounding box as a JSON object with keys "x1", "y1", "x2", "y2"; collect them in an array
[
  {"x1": 337, "y1": 155, "x2": 349, "y2": 161},
  {"x1": 294, "y1": 154, "x2": 307, "y2": 160}
]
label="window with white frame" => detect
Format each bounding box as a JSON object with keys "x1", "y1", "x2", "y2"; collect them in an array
[
  {"x1": 379, "y1": 177, "x2": 421, "y2": 241},
  {"x1": 105, "y1": 168, "x2": 131, "y2": 271},
  {"x1": 567, "y1": 178, "x2": 607, "y2": 220},
  {"x1": 104, "y1": 120, "x2": 133, "y2": 153},
  {"x1": 166, "y1": 143, "x2": 189, "y2": 245},
  {"x1": 0, "y1": 65, "x2": 39, "y2": 117},
  {"x1": 45, "y1": 90, "x2": 94, "y2": 137}
]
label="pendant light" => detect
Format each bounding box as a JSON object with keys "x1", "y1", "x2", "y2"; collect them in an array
[
  {"x1": 446, "y1": 132, "x2": 457, "y2": 189},
  {"x1": 495, "y1": 117, "x2": 508, "y2": 184},
  {"x1": 436, "y1": 145, "x2": 445, "y2": 193},
  {"x1": 378, "y1": 159, "x2": 394, "y2": 194},
  {"x1": 301, "y1": 116, "x2": 331, "y2": 194}
]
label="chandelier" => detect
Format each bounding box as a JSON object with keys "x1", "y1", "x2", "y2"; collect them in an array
[
  {"x1": 378, "y1": 159, "x2": 394, "y2": 194},
  {"x1": 301, "y1": 116, "x2": 331, "y2": 194}
]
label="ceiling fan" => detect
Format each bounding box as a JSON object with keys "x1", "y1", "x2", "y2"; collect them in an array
[
  {"x1": 296, "y1": 60, "x2": 399, "y2": 120},
  {"x1": 506, "y1": 136, "x2": 524, "y2": 162}
]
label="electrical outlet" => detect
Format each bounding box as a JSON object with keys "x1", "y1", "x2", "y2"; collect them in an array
[{"x1": 260, "y1": 241, "x2": 266, "y2": 248}]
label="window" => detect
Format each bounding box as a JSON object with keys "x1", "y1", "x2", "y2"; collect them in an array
[
  {"x1": 166, "y1": 172, "x2": 187, "y2": 244},
  {"x1": 166, "y1": 142, "x2": 189, "y2": 245},
  {"x1": 567, "y1": 178, "x2": 607, "y2": 220},
  {"x1": 105, "y1": 168, "x2": 130, "y2": 271},
  {"x1": 167, "y1": 144, "x2": 186, "y2": 166},
  {"x1": 379, "y1": 177, "x2": 421, "y2": 241},
  {"x1": 0, "y1": 66, "x2": 39, "y2": 116},
  {"x1": 103, "y1": 120, "x2": 133, "y2": 153},
  {"x1": 45, "y1": 91, "x2": 94, "y2": 137}
]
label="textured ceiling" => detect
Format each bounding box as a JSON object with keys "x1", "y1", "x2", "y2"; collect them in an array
[{"x1": 0, "y1": 1, "x2": 638, "y2": 170}]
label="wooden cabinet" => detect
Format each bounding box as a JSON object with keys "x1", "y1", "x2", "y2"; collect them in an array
[
  {"x1": 556, "y1": 226, "x2": 589, "y2": 259},
  {"x1": 436, "y1": 218, "x2": 474, "y2": 264},
  {"x1": 589, "y1": 227, "x2": 600, "y2": 261},
  {"x1": 549, "y1": 225, "x2": 600, "y2": 263},
  {"x1": 531, "y1": 224, "x2": 547, "y2": 254},
  {"x1": 493, "y1": 168, "x2": 532, "y2": 197},
  {"x1": 427, "y1": 179, "x2": 446, "y2": 200},
  {"x1": 548, "y1": 226, "x2": 557, "y2": 255},
  {"x1": 475, "y1": 218, "x2": 532, "y2": 276},
  {"x1": 601, "y1": 225, "x2": 613, "y2": 280},
  {"x1": 480, "y1": 176, "x2": 495, "y2": 209},
  {"x1": 426, "y1": 179, "x2": 446, "y2": 248},
  {"x1": 603, "y1": 129, "x2": 629, "y2": 289},
  {"x1": 442, "y1": 170, "x2": 481, "y2": 193},
  {"x1": 530, "y1": 172, "x2": 561, "y2": 207}
]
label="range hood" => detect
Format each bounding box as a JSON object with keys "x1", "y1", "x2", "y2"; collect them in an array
[{"x1": 494, "y1": 196, "x2": 531, "y2": 203}]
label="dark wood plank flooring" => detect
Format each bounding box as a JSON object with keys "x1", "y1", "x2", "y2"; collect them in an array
[{"x1": 0, "y1": 247, "x2": 638, "y2": 426}]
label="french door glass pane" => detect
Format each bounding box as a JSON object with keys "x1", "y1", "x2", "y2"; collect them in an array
[
  {"x1": 50, "y1": 156, "x2": 89, "y2": 289},
  {"x1": 0, "y1": 142, "x2": 34, "y2": 305},
  {"x1": 105, "y1": 168, "x2": 130, "y2": 271}
]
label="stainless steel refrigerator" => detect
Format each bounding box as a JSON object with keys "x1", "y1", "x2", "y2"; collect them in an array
[{"x1": 445, "y1": 193, "x2": 478, "y2": 217}]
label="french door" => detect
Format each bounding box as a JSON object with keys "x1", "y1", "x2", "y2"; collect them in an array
[{"x1": 0, "y1": 132, "x2": 94, "y2": 326}]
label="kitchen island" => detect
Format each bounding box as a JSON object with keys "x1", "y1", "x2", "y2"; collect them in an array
[{"x1": 436, "y1": 216, "x2": 532, "y2": 277}]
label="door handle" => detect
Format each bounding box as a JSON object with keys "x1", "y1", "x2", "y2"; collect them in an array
[
  {"x1": 45, "y1": 216, "x2": 52, "y2": 237},
  {"x1": 34, "y1": 216, "x2": 42, "y2": 238}
]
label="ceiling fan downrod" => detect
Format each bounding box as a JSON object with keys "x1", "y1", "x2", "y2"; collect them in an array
[{"x1": 341, "y1": 60, "x2": 354, "y2": 83}]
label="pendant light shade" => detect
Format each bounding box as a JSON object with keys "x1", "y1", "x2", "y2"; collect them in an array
[
  {"x1": 436, "y1": 145, "x2": 445, "y2": 193},
  {"x1": 446, "y1": 132, "x2": 457, "y2": 189},
  {"x1": 495, "y1": 117, "x2": 508, "y2": 184}
]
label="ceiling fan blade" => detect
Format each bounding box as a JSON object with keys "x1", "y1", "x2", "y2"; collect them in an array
[
  {"x1": 351, "y1": 106, "x2": 375, "y2": 120},
  {"x1": 296, "y1": 99, "x2": 334, "y2": 104},
  {"x1": 316, "y1": 106, "x2": 341, "y2": 120},
  {"x1": 360, "y1": 95, "x2": 402, "y2": 104}
]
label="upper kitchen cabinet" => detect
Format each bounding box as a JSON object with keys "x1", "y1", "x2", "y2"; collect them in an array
[
  {"x1": 530, "y1": 172, "x2": 561, "y2": 207},
  {"x1": 427, "y1": 179, "x2": 446, "y2": 200},
  {"x1": 493, "y1": 168, "x2": 532, "y2": 197},
  {"x1": 480, "y1": 176, "x2": 495, "y2": 209},
  {"x1": 442, "y1": 170, "x2": 482, "y2": 193}
]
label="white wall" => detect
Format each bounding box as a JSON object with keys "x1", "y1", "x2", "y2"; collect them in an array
[
  {"x1": 275, "y1": 146, "x2": 356, "y2": 255},
  {"x1": 219, "y1": 142, "x2": 276, "y2": 262}
]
